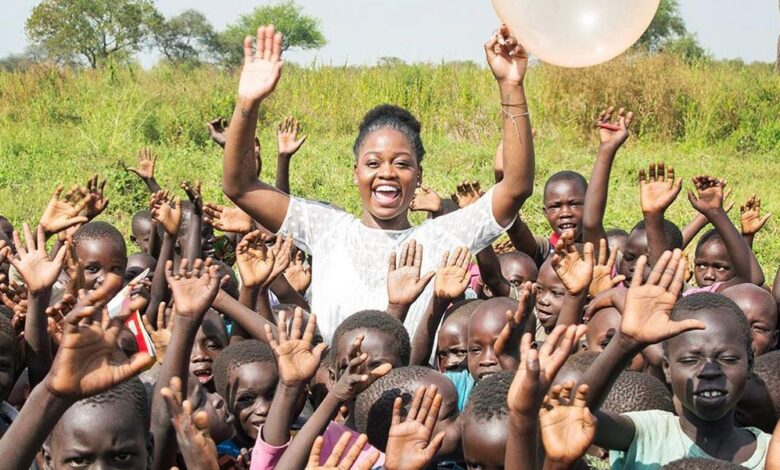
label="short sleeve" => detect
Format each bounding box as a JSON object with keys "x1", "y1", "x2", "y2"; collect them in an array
[
  {"x1": 428, "y1": 186, "x2": 514, "y2": 253},
  {"x1": 278, "y1": 197, "x2": 353, "y2": 255},
  {"x1": 249, "y1": 425, "x2": 291, "y2": 470}
]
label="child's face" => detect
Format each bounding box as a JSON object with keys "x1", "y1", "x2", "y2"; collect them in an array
[
  {"x1": 226, "y1": 361, "x2": 278, "y2": 444},
  {"x1": 0, "y1": 338, "x2": 17, "y2": 402},
  {"x1": 190, "y1": 311, "x2": 228, "y2": 389},
  {"x1": 461, "y1": 416, "x2": 506, "y2": 470},
  {"x1": 334, "y1": 328, "x2": 403, "y2": 381},
  {"x1": 436, "y1": 316, "x2": 469, "y2": 372},
  {"x1": 468, "y1": 305, "x2": 520, "y2": 381},
  {"x1": 694, "y1": 241, "x2": 734, "y2": 287},
  {"x1": 75, "y1": 239, "x2": 127, "y2": 293},
  {"x1": 618, "y1": 228, "x2": 648, "y2": 282},
  {"x1": 130, "y1": 217, "x2": 153, "y2": 253},
  {"x1": 534, "y1": 261, "x2": 565, "y2": 332},
  {"x1": 187, "y1": 379, "x2": 234, "y2": 443},
  {"x1": 607, "y1": 233, "x2": 628, "y2": 255},
  {"x1": 499, "y1": 253, "x2": 539, "y2": 285},
  {"x1": 45, "y1": 401, "x2": 150, "y2": 470},
  {"x1": 723, "y1": 285, "x2": 778, "y2": 356},
  {"x1": 664, "y1": 310, "x2": 750, "y2": 422},
  {"x1": 353, "y1": 128, "x2": 420, "y2": 224},
  {"x1": 543, "y1": 180, "x2": 585, "y2": 238},
  {"x1": 585, "y1": 307, "x2": 621, "y2": 352},
  {"x1": 586, "y1": 307, "x2": 644, "y2": 371},
  {"x1": 125, "y1": 254, "x2": 155, "y2": 285}
]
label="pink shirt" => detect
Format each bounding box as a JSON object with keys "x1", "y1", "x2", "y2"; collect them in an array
[{"x1": 249, "y1": 422, "x2": 384, "y2": 470}]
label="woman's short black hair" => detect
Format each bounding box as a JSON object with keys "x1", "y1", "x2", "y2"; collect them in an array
[{"x1": 353, "y1": 104, "x2": 425, "y2": 163}]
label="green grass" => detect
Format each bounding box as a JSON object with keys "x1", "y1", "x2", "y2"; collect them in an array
[{"x1": 1, "y1": 55, "x2": 779, "y2": 270}]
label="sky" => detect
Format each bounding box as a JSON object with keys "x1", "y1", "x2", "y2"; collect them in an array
[{"x1": 1, "y1": 0, "x2": 778, "y2": 66}]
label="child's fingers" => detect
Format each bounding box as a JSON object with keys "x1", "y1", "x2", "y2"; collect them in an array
[
  {"x1": 631, "y1": 256, "x2": 648, "y2": 287},
  {"x1": 308, "y1": 436, "x2": 325, "y2": 466},
  {"x1": 276, "y1": 309, "x2": 288, "y2": 342},
  {"x1": 573, "y1": 383, "x2": 590, "y2": 408},
  {"x1": 425, "y1": 431, "x2": 446, "y2": 460},
  {"x1": 646, "y1": 251, "x2": 673, "y2": 286},
  {"x1": 438, "y1": 250, "x2": 450, "y2": 270},
  {"x1": 406, "y1": 385, "x2": 426, "y2": 422},
  {"x1": 657, "y1": 250, "x2": 682, "y2": 290},
  {"x1": 424, "y1": 392, "x2": 443, "y2": 432},
  {"x1": 357, "y1": 450, "x2": 380, "y2": 470},
  {"x1": 388, "y1": 250, "x2": 397, "y2": 272},
  {"x1": 669, "y1": 257, "x2": 688, "y2": 298},
  {"x1": 368, "y1": 362, "x2": 392, "y2": 382},
  {"x1": 348, "y1": 334, "x2": 364, "y2": 360},
  {"x1": 323, "y1": 432, "x2": 352, "y2": 466},
  {"x1": 416, "y1": 384, "x2": 437, "y2": 424},
  {"x1": 339, "y1": 434, "x2": 369, "y2": 470},
  {"x1": 290, "y1": 308, "x2": 303, "y2": 341},
  {"x1": 302, "y1": 311, "x2": 317, "y2": 343}
]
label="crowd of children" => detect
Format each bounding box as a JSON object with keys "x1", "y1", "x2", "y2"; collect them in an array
[{"x1": 0, "y1": 22, "x2": 779, "y2": 470}]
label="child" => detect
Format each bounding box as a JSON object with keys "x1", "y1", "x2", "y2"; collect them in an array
[
  {"x1": 722, "y1": 283, "x2": 778, "y2": 356},
  {"x1": 355, "y1": 365, "x2": 461, "y2": 462},
  {"x1": 190, "y1": 309, "x2": 229, "y2": 391},
  {"x1": 585, "y1": 306, "x2": 645, "y2": 371},
  {"x1": 42, "y1": 378, "x2": 152, "y2": 470},
  {"x1": 435, "y1": 300, "x2": 483, "y2": 411},
  {"x1": 130, "y1": 209, "x2": 154, "y2": 254},
  {"x1": 329, "y1": 310, "x2": 410, "y2": 385},
  {"x1": 498, "y1": 251, "x2": 538, "y2": 286},
  {"x1": 606, "y1": 228, "x2": 629, "y2": 257},
  {"x1": 213, "y1": 339, "x2": 285, "y2": 453},
  {"x1": 460, "y1": 370, "x2": 513, "y2": 470},
  {"x1": 534, "y1": 259, "x2": 567, "y2": 336},
  {"x1": 467, "y1": 297, "x2": 530, "y2": 381},
  {"x1": 0, "y1": 314, "x2": 19, "y2": 435},
  {"x1": 71, "y1": 221, "x2": 128, "y2": 294},
  {"x1": 579, "y1": 251, "x2": 771, "y2": 468}
]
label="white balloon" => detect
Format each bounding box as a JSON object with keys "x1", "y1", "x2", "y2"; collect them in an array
[{"x1": 491, "y1": 0, "x2": 660, "y2": 68}]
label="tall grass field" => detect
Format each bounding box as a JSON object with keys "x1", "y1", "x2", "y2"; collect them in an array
[{"x1": 1, "y1": 53, "x2": 779, "y2": 269}]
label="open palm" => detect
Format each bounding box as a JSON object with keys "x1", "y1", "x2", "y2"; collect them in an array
[
  {"x1": 384, "y1": 386, "x2": 445, "y2": 470},
  {"x1": 433, "y1": 247, "x2": 471, "y2": 300},
  {"x1": 236, "y1": 231, "x2": 275, "y2": 288},
  {"x1": 540, "y1": 383, "x2": 597, "y2": 465},
  {"x1": 485, "y1": 25, "x2": 528, "y2": 85},
  {"x1": 551, "y1": 235, "x2": 594, "y2": 295},
  {"x1": 266, "y1": 309, "x2": 327, "y2": 385},
  {"x1": 238, "y1": 26, "x2": 284, "y2": 102},
  {"x1": 11, "y1": 224, "x2": 67, "y2": 293},
  {"x1": 688, "y1": 175, "x2": 725, "y2": 214},
  {"x1": 165, "y1": 260, "x2": 220, "y2": 318},
  {"x1": 639, "y1": 163, "x2": 682, "y2": 214}
]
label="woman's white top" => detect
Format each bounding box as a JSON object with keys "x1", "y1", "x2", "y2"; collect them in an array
[{"x1": 279, "y1": 186, "x2": 510, "y2": 343}]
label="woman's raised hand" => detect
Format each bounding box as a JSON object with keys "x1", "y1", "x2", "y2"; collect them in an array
[{"x1": 239, "y1": 25, "x2": 284, "y2": 103}]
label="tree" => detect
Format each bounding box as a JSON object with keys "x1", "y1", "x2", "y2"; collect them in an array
[
  {"x1": 660, "y1": 34, "x2": 710, "y2": 64},
  {"x1": 637, "y1": 0, "x2": 687, "y2": 51},
  {"x1": 215, "y1": 0, "x2": 326, "y2": 66},
  {"x1": 25, "y1": 0, "x2": 159, "y2": 68},
  {"x1": 152, "y1": 9, "x2": 217, "y2": 65}
]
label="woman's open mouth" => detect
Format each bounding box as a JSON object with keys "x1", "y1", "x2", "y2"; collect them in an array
[{"x1": 372, "y1": 185, "x2": 401, "y2": 207}]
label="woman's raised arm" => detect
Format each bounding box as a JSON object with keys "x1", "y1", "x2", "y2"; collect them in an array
[
  {"x1": 487, "y1": 25, "x2": 535, "y2": 227},
  {"x1": 222, "y1": 25, "x2": 290, "y2": 233}
]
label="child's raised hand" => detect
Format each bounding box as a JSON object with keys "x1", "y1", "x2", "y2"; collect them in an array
[
  {"x1": 165, "y1": 258, "x2": 221, "y2": 318},
  {"x1": 494, "y1": 238, "x2": 516, "y2": 254},
  {"x1": 495, "y1": 282, "x2": 534, "y2": 356},
  {"x1": 687, "y1": 175, "x2": 726, "y2": 215},
  {"x1": 238, "y1": 25, "x2": 284, "y2": 103},
  {"x1": 203, "y1": 203, "x2": 254, "y2": 234},
  {"x1": 7, "y1": 224, "x2": 68, "y2": 294},
  {"x1": 284, "y1": 250, "x2": 312, "y2": 294},
  {"x1": 268, "y1": 235, "x2": 294, "y2": 287},
  {"x1": 484, "y1": 24, "x2": 528, "y2": 86},
  {"x1": 44, "y1": 277, "x2": 154, "y2": 400},
  {"x1": 621, "y1": 250, "x2": 705, "y2": 346},
  {"x1": 540, "y1": 381, "x2": 597, "y2": 466},
  {"x1": 507, "y1": 324, "x2": 586, "y2": 416},
  {"x1": 150, "y1": 190, "x2": 183, "y2": 236},
  {"x1": 161, "y1": 376, "x2": 220, "y2": 470},
  {"x1": 589, "y1": 239, "x2": 626, "y2": 297},
  {"x1": 235, "y1": 230, "x2": 275, "y2": 288},
  {"x1": 39, "y1": 185, "x2": 91, "y2": 238},
  {"x1": 181, "y1": 180, "x2": 203, "y2": 212},
  {"x1": 387, "y1": 240, "x2": 435, "y2": 307},
  {"x1": 206, "y1": 118, "x2": 228, "y2": 148},
  {"x1": 551, "y1": 231, "x2": 594, "y2": 296},
  {"x1": 330, "y1": 334, "x2": 392, "y2": 402},
  {"x1": 433, "y1": 247, "x2": 471, "y2": 300},
  {"x1": 639, "y1": 162, "x2": 683, "y2": 215},
  {"x1": 410, "y1": 185, "x2": 442, "y2": 213},
  {"x1": 141, "y1": 302, "x2": 174, "y2": 364},
  {"x1": 265, "y1": 308, "x2": 328, "y2": 386},
  {"x1": 125, "y1": 148, "x2": 157, "y2": 181},
  {"x1": 597, "y1": 106, "x2": 634, "y2": 151},
  {"x1": 306, "y1": 433, "x2": 379, "y2": 470},
  {"x1": 740, "y1": 194, "x2": 771, "y2": 236},
  {"x1": 451, "y1": 180, "x2": 484, "y2": 209},
  {"x1": 384, "y1": 385, "x2": 446, "y2": 470},
  {"x1": 277, "y1": 116, "x2": 307, "y2": 157},
  {"x1": 84, "y1": 175, "x2": 109, "y2": 220}
]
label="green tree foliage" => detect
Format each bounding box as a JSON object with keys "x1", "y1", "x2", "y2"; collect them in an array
[
  {"x1": 215, "y1": 0, "x2": 326, "y2": 66},
  {"x1": 25, "y1": 0, "x2": 159, "y2": 68},
  {"x1": 152, "y1": 9, "x2": 217, "y2": 65},
  {"x1": 661, "y1": 35, "x2": 710, "y2": 64},
  {"x1": 638, "y1": 0, "x2": 687, "y2": 51}
]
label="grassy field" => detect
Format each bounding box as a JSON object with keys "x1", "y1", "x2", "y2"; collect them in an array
[{"x1": 1, "y1": 54, "x2": 779, "y2": 270}]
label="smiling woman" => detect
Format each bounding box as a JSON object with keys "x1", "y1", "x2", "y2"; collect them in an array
[{"x1": 222, "y1": 24, "x2": 535, "y2": 342}]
